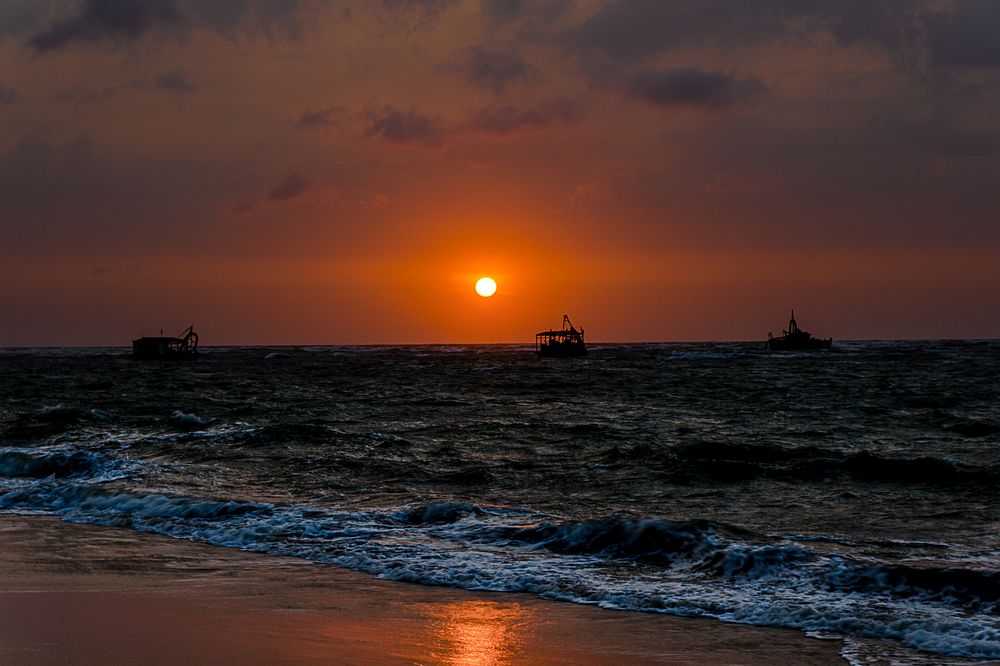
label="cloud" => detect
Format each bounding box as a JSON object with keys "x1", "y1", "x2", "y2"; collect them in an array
[
  {"x1": 438, "y1": 45, "x2": 530, "y2": 93},
  {"x1": 295, "y1": 105, "x2": 347, "y2": 130},
  {"x1": 50, "y1": 85, "x2": 122, "y2": 108},
  {"x1": 267, "y1": 173, "x2": 310, "y2": 201},
  {"x1": 898, "y1": 112, "x2": 1000, "y2": 158},
  {"x1": 185, "y1": 0, "x2": 318, "y2": 41},
  {"x1": 49, "y1": 76, "x2": 180, "y2": 108},
  {"x1": 464, "y1": 97, "x2": 583, "y2": 136},
  {"x1": 380, "y1": 0, "x2": 458, "y2": 28},
  {"x1": 0, "y1": 134, "x2": 95, "y2": 203},
  {"x1": 154, "y1": 70, "x2": 196, "y2": 93},
  {"x1": 25, "y1": 0, "x2": 319, "y2": 54},
  {"x1": 28, "y1": 0, "x2": 182, "y2": 54},
  {"x1": 479, "y1": 0, "x2": 571, "y2": 28},
  {"x1": 365, "y1": 105, "x2": 445, "y2": 148},
  {"x1": 564, "y1": 1, "x2": 932, "y2": 74},
  {"x1": 232, "y1": 172, "x2": 312, "y2": 214},
  {"x1": 382, "y1": 0, "x2": 456, "y2": 10},
  {"x1": 924, "y1": 0, "x2": 1000, "y2": 68},
  {"x1": 0, "y1": 1, "x2": 55, "y2": 40},
  {"x1": 568, "y1": 0, "x2": 738, "y2": 64},
  {"x1": 479, "y1": 0, "x2": 528, "y2": 26},
  {"x1": 0, "y1": 84, "x2": 14, "y2": 104},
  {"x1": 625, "y1": 68, "x2": 767, "y2": 109},
  {"x1": 0, "y1": 131, "x2": 260, "y2": 260}
]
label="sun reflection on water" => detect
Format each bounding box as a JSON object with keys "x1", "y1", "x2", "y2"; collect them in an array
[{"x1": 426, "y1": 600, "x2": 532, "y2": 665}]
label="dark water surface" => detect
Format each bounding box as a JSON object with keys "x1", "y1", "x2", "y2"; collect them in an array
[{"x1": 2, "y1": 342, "x2": 998, "y2": 662}]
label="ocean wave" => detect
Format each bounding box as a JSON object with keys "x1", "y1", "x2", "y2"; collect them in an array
[
  {"x1": 0, "y1": 447, "x2": 136, "y2": 482},
  {"x1": 500, "y1": 517, "x2": 719, "y2": 560},
  {"x1": 828, "y1": 560, "x2": 1000, "y2": 610},
  {"x1": 2, "y1": 477, "x2": 996, "y2": 660},
  {"x1": 943, "y1": 421, "x2": 1000, "y2": 438},
  {"x1": 220, "y1": 422, "x2": 339, "y2": 446},
  {"x1": 0, "y1": 448, "x2": 101, "y2": 479},
  {"x1": 3, "y1": 405, "x2": 90, "y2": 440},
  {"x1": 664, "y1": 441, "x2": 1000, "y2": 486},
  {"x1": 395, "y1": 502, "x2": 485, "y2": 524},
  {"x1": 168, "y1": 411, "x2": 209, "y2": 431}
]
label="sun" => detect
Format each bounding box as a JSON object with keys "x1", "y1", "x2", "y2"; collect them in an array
[{"x1": 475, "y1": 276, "x2": 497, "y2": 298}]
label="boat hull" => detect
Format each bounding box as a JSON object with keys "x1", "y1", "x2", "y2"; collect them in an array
[
  {"x1": 537, "y1": 343, "x2": 588, "y2": 358},
  {"x1": 766, "y1": 337, "x2": 832, "y2": 352}
]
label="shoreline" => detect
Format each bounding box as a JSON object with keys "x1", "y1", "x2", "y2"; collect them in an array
[{"x1": 0, "y1": 515, "x2": 847, "y2": 664}]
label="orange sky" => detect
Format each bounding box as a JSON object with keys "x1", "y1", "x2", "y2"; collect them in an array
[{"x1": 1, "y1": 1, "x2": 999, "y2": 345}]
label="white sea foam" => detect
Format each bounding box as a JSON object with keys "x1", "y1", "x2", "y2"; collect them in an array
[{"x1": 1, "y1": 466, "x2": 997, "y2": 661}]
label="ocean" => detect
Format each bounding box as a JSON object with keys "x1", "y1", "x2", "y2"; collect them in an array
[{"x1": 1, "y1": 342, "x2": 998, "y2": 663}]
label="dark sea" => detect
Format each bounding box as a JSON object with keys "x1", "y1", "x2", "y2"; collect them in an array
[{"x1": 2, "y1": 342, "x2": 999, "y2": 663}]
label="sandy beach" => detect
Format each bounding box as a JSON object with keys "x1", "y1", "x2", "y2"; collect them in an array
[{"x1": 0, "y1": 515, "x2": 846, "y2": 665}]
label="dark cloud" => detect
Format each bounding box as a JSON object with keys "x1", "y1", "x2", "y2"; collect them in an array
[
  {"x1": 815, "y1": 0, "x2": 919, "y2": 49},
  {"x1": 50, "y1": 85, "x2": 121, "y2": 108},
  {"x1": 0, "y1": 84, "x2": 14, "y2": 105},
  {"x1": 184, "y1": 0, "x2": 317, "y2": 41},
  {"x1": 465, "y1": 98, "x2": 583, "y2": 136},
  {"x1": 28, "y1": 0, "x2": 182, "y2": 54},
  {"x1": 295, "y1": 106, "x2": 347, "y2": 130},
  {"x1": 0, "y1": 1, "x2": 52, "y2": 40},
  {"x1": 382, "y1": 0, "x2": 456, "y2": 10},
  {"x1": 569, "y1": 0, "x2": 748, "y2": 64},
  {"x1": 48, "y1": 73, "x2": 194, "y2": 106},
  {"x1": 154, "y1": 70, "x2": 196, "y2": 93},
  {"x1": 267, "y1": 173, "x2": 310, "y2": 201},
  {"x1": 898, "y1": 112, "x2": 1000, "y2": 158},
  {"x1": 625, "y1": 68, "x2": 767, "y2": 109},
  {"x1": 568, "y1": 0, "x2": 923, "y2": 62},
  {"x1": 365, "y1": 105, "x2": 445, "y2": 148},
  {"x1": 479, "y1": 0, "x2": 528, "y2": 26},
  {"x1": 479, "y1": 0, "x2": 571, "y2": 28},
  {"x1": 0, "y1": 131, "x2": 252, "y2": 259},
  {"x1": 0, "y1": 134, "x2": 95, "y2": 205},
  {"x1": 380, "y1": 0, "x2": 458, "y2": 28},
  {"x1": 233, "y1": 171, "x2": 312, "y2": 214},
  {"x1": 924, "y1": 0, "x2": 1000, "y2": 68},
  {"x1": 25, "y1": 0, "x2": 318, "y2": 54},
  {"x1": 439, "y1": 45, "x2": 530, "y2": 93}
]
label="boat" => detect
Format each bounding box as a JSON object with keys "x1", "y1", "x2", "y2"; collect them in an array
[
  {"x1": 766, "y1": 310, "x2": 831, "y2": 351},
  {"x1": 132, "y1": 325, "x2": 200, "y2": 360},
  {"x1": 536, "y1": 315, "x2": 587, "y2": 357}
]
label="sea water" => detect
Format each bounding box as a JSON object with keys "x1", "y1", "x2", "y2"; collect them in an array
[{"x1": 1, "y1": 342, "x2": 998, "y2": 662}]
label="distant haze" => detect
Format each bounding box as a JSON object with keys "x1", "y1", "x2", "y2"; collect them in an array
[{"x1": 1, "y1": 1, "x2": 998, "y2": 345}]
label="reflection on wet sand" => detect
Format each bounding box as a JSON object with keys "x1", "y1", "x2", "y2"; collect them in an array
[{"x1": 426, "y1": 600, "x2": 532, "y2": 665}]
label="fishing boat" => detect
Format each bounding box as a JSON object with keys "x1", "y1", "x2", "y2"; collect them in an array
[
  {"x1": 132, "y1": 325, "x2": 200, "y2": 360},
  {"x1": 766, "y1": 311, "x2": 831, "y2": 351},
  {"x1": 536, "y1": 315, "x2": 587, "y2": 357}
]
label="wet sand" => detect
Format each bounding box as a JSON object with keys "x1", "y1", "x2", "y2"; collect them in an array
[{"x1": 0, "y1": 516, "x2": 846, "y2": 664}]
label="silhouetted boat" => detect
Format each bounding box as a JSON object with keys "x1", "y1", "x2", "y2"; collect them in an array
[
  {"x1": 536, "y1": 315, "x2": 587, "y2": 357},
  {"x1": 766, "y1": 311, "x2": 831, "y2": 351},
  {"x1": 132, "y1": 325, "x2": 200, "y2": 360}
]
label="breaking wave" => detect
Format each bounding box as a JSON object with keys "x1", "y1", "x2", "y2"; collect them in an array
[
  {"x1": 1, "y1": 459, "x2": 997, "y2": 661},
  {"x1": 0, "y1": 447, "x2": 137, "y2": 482},
  {"x1": 659, "y1": 441, "x2": 1000, "y2": 486}
]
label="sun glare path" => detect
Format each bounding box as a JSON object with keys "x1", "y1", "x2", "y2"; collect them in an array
[{"x1": 475, "y1": 277, "x2": 497, "y2": 298}]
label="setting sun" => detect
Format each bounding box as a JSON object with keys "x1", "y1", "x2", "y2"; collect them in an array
[{"x1": 475, "y1": 277, "x2": 497, "y2": 298}]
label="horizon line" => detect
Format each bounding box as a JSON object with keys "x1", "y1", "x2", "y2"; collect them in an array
[{"x1": 2, "y1": 337, "x2": 998, "y2": 351}]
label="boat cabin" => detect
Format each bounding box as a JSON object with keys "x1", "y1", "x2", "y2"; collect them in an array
[
  {"x1": 766, "y1": 310, "x2": 831, "y2": 351},
  {"x1": 536, "y1": 315, "x2": 587, "y2": 357},
  {"x1": 132, "y1": 325, "x2": 200, "y2": 360}
]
